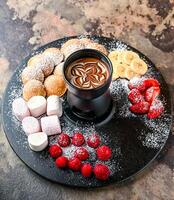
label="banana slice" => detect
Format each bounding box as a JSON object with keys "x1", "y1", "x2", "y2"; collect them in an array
[
  {"x1": 116, "y1": 63, "x2": 127, "y2": 78},
  {"x1": 124, "y1": 67, "x2": 140, "y2": 80},
  {"x1": 112, "y1": 61, "x2": 120, "y2": 80},
  {"x1": 123, "y1": 51, "x2": 139, "y2": 65},
  {"x1": 117, "y1": 51, "x2": 126, "y2": 63},
  {"x1": 130, "y1": 58, "x2": 148, "y2": 75},
  {"x1": 108, "y1": 51, "x2": 120, "y2": 61}
]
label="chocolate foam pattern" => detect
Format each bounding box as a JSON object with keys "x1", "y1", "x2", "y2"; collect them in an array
[{"x1": 68, "y1": 59, "x2": 109, "y2": 89}]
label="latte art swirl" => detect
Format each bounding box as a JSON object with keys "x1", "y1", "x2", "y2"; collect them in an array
[{"x1": 66, "y1": 58, "x2": 109, "y2": 89}]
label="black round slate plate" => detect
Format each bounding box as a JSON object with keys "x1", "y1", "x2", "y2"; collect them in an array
[{"x1": 2, "y1": 36, "x2": 173, "y2": 188}]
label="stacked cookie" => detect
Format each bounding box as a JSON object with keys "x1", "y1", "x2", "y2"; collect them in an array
[{"x1": 22, "y1": 48, "x2": 66, "y2": 101}]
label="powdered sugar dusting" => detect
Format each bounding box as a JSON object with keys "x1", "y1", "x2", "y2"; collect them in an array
[
  {"x1": 110, "y1": 79, "x2": 129, "y2": 101},
  {"x1": 110, "y1": 79, "x2": 134, "y2": 118},
  {"x1": 108, "y1": 40, "x2": 128, "y2": 51},
  {"x1": 138, "y1": 115, "x2": 172, "y2": 149}
]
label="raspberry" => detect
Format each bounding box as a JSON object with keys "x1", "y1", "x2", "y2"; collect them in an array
[
  {"x1": 68, "y1": 157, "x2": 82, "y2": 171},
  {"x1": 128, "y1": 89, "x2": 144, "y2": 104},
  {"x1": 145, "y1": 86, "x2": 160, "y2": 103},
  {"x1": 147, "y1": 99, "x2": 164, "y2": 119},
  {"x1": 49, "y1": 145, "x2": 62, "y2": 158},
  {"x1": 87, "y1": 134, "x2": 100, "y2": 148},
  {"x1": 96, "y1": 145, "x2": 112, "y2": 161},
  {"x1": 130, "y1": 101, "x2": 150, "y2": 114},
  {"x1": 81, "y1": 163, "x2": 92, "y2": 177},
  {"x1": 72, "y1": 132, "x2": 85, "y2": 146},
  {"x1": 93, "y1": 164, "x2": 110, "y2": 181},
  {"x1": 57, "y1": 133, "x2": 70, "y2": 147},
  {"x1": 55, "y1": 156, "x2": 68, "y2": 168},
  {"x1": 74, "y1": 147, "x2": 89, "y2": 161}
]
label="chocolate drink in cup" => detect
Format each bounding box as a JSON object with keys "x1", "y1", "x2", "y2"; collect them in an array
[
  {"x1": 66, "y1": 58, "x2": 109, "y2": 90},
  {"x1": 63, "y1": 49, "x2": 113, "y2": 120}
]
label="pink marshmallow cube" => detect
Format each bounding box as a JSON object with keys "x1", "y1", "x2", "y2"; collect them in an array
[
  {"x1": 47, "y1": 95, "x2": 62, "y2": 116},
  {"x1": 22, "y1": 116, "x2": 41, "y2": 136},
  {"x1": 41, "y1": 115, "x2": 61, "y2": 136},
  {"x1": 27, "y1": 96, "x2": 47, "y2": 117},
  {"x1": 12, "y1": 98, "x2": 30, "y2": 121}
]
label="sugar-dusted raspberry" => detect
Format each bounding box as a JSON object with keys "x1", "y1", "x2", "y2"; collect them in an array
[
  {"x1": 68, "y1": 157, "x2": 82, "y2": 171},
  {"x1": 72, "y1": 132, "x2": 85, "y2": 146},
  {"x1": 96, "y1": 145, "x2": 112, "y2": 161},
  {"x1": 55, "y1": 156, "x2": 68, "y2": 168},
  {"x1": 49, "y1": 145, "x2": 62, "y2": 158},
  {"x1": 93, "y1": 164, "x2": 110, "y2": 181},
  {"x1": 81, "y1": 163, "x2": 92, "y2": 177},
  {"x1": 74, "y1": 147, "x2": 89, "y2": 161},
  {"x1": 87, "y1": 133, "x2": 100, "y2": 148},
  {"x1": 57, "y1": 133, "x2": 70, "y2": 147}
]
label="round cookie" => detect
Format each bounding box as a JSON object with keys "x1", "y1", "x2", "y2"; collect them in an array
[
  {"x1": 53, "y1": 62, "x2": 64, "y2": 77},
  {"x1": 44, "y1": 75, "x2": 67, "y2": 97},
  {"x1": 43, "y1": 48, "x2": 64, "y2": 66},
  {"x1": 23, "y1": 80, "x2": 46, "y2": 101},
  {"x1": 21, "y1": 66, "x2": 44, "y2": 84},
  {"x1": 86, "y1": 42, "x2": 108, "y2": 55},
  {"x1": 61, "y1": 39, "x2": 84, "y2": 58},
  {"x1": 27, "y1": 54, "x2": 54, "y2": 77}
]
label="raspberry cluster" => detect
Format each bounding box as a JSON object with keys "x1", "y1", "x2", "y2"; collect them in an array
[{"x1": 49, "y1": 132, "x2": 112, "y2": 181}]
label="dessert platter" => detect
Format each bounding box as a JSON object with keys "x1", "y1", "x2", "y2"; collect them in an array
[{"x1": 2, "y1": 35, "x2": 173, "y2": 187}]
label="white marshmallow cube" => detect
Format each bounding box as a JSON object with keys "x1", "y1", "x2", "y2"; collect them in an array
[
  {"x1": 41, "y1": 115, "x2": 61, "y2": 136},
  {"x1": 28, "y1": 132, "x2": 48, "y2": 151},
  {"x1": 22, "y1": 116, "x2": 41, "y2": 136},
  {"x1": 47, "y1": 95, "x2": 62, "y2": 116},
  {"x1": 27, "y1": 96, "x2": 47, "y2": 117},
  {"x1": 12, "y1": 98, "x2": 30, "y2": 121}
]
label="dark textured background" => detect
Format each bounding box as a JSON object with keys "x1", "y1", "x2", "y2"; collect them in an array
[{"x1": 0, "y1": 0, "x2": 174, "y2": 199}]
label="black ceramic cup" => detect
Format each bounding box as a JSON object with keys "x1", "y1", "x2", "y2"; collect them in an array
[{"x1": 63, "y1": 49, "x2": 113, "y2": 120}]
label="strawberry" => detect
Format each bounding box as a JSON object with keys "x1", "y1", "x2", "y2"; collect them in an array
[
  {"x1": 57, "y1": 133, "x2": 70, "y2": 147},
  {"x1": 87, "y1": 134, "x2": 100, "y2": 148},
  {"x1": 93, "y1": 164, "x2": 110, "y2": 181},
  {"x1": 130, "y1": 101, "x2": 150, "y2": 114},
  {"x1": 129, "y1": 78, "x2": 160, "y2": 92},
  {"x1": 49, "y1": 145, "x2": 62, "y2": 158},
  {"x1": 68, "y1": 158, "x2": 82, "y2": 171},
  {"x1": 143, "y1": 78, "x2": 160, "y2": 88},
  {"x1": 81, "y1": 163, "x2": 92, "y2": 177},
  {"x1": 55, "y1": 156, "x2": 68, "y2": 168},
  {"x1": 72, "y1": 132, "x2": 85, "y2": 146},
  {"x1": 74, "y1": 147, "x2": 89, "y2": 161},
  {"x1": 96, "y1": 145, "x2": 112, "y2": 161},
  {"x1": 145, "y1": 86, "x2": 160, "y2": 103},
  {"x1": 147, "y1": 99, "x2": 164, "y2": 119},
  {"x1": 128, "y1": 89, "x2": 145, "y2": 104}
]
